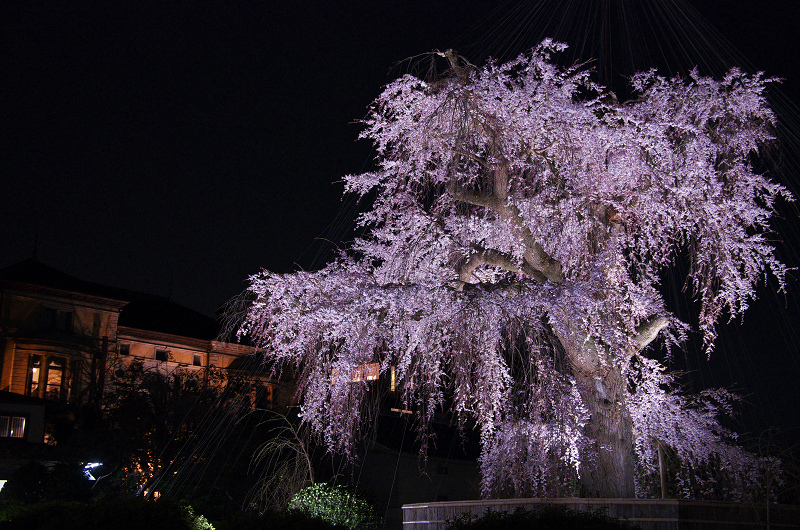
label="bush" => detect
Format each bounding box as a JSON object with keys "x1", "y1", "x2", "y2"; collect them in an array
[
  {"x1": 0, "y1": 461, "x2": 92, "y2": 504},
  {"x1": 212, "y1": 510, "x2": 343, "y2": 530},
  {"x1": 0, "y1": 462, "x2": 48, "y2": 503},
  {"x1": 0, "y1": 502, "x2": 26, "y2": 523},
  {"x1": 0, "y1": 498, "x2": 213, "y2": 530},
  {"x1": 289, "y1": 482, "x2": 381, "y2": 530},
  {"x1": 446, "y1": 506, "x2": 635, "y2": 530}
]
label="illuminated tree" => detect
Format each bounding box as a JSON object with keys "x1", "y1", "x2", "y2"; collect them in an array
[{"x1": 240, "y1": 42, "x2": 787, "y2": 498}]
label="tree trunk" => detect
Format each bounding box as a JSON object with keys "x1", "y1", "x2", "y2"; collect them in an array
[
  {"x1": 572, "y1": 362, "x2": 637, "y2": 497},
  {"x1": 557, "y1": 326, "x2": 637, "y2": 498}
]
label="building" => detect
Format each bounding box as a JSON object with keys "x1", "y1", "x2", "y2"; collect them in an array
[
  {"x1": 0, "y1": 257, "x2": 289, "y2": 444},
  {"x1": 0, "y1": 258, "x2": 475, "y2": 518}
]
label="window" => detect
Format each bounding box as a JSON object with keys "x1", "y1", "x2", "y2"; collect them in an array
[
  {"x1": 155, "y1": 349, "x2": 169, "y2": 362},
  {"x1": 331, "y1": 362, "x2": 380, "y2": 384},
  {"x1": 30, "y1": 355, "x2": 41, "y2": 396},
  {"x1": 351, "y1": 363, "x2": 379, "y2": 382},
  {"x1": 389, "y1": 366, "x2": 413, "y2": 391},
  {"x1": 119, "y1": 344, "x2": 130, "y2": 356},
  {"x1": 29, "y1": 355, "x2": 69, "y2": 400},
  {"x1": 0, "y1": 415, "x2": 26, "y2": 438},
  {"x1": 46, "y1": 357, "x2": 64, "y2": 400},
  {"x1": 41, "y1": 307, "x2": 72, "y2": 333},
  {"x1": 363, "y1": 363, "x2": 379, "y2": 381},
  {"x1": 192, "y1": 354, "x2": 202, "y2": 367},
  {"x1": 251, "y1": 383, "x2": 274, "y2": 409}
]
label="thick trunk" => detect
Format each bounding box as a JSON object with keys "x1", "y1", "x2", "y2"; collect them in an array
[
  {"x1": 556, "y1": 324, "x2": 637, "y2": 498},
  {"x1": 572, "y1": 361, "x2": 637, "y2": 498},
  {"x1": 565, "y1": 316, "x2": 667, "y2": 497}
]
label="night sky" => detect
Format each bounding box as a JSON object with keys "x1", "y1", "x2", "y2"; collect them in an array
[{"x1": 3, "y1": 1, "x2": 800, "y2": 443}]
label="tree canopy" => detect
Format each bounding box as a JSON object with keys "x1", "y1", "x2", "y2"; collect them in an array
[{"x1": 240, "y1": 42, "x2": 787, "y2": 499}]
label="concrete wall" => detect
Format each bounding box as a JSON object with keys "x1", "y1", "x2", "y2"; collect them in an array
[{"x1": 402, "y1": 497, "x2": 800, "y2": 530}]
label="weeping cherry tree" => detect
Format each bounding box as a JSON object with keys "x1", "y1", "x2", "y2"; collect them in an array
[{"x1": 240, "y1": 41, "x2": 788, "y2": 499}]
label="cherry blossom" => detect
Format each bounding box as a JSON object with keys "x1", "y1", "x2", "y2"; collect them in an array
[{"x1": 240, "y1": 41, "x2": 787, "y2": 498}]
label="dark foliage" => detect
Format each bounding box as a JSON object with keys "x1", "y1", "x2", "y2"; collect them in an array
[
  {"x1": 0, "y1": 462, "x2": 47, "y2": 504},
  {"x1": 0, "y1": 498, "x2": 211, "y2": 530},
  {"x1": 211, "y1": 509, "x2": 345, "y2": 530},
  {"x1": 0, "y1": 461, "x2": 92, "y2": 504},
  {"x1": 446, "y1": 506, "x2": 636, "y2": 530}
]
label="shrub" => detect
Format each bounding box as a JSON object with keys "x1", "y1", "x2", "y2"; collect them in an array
[
  {"x1": 0, "y1": 462, "x2": 48, "y2": 503},
  {"x1": 446, "y1": 506, "x2": 635, "y2": 530},
  {"x1": 212, "y1": 510, "x2": 343, "y2": 530},
  {"x1": 289, "y1": 482, "x2": 381, "y2": 530},
  {"x1": 0, "y1": 498, "x2": 213, "y2": 530},
  {"x1": 0, "y1": 461, "x2": 92, "y2": 504},
  {"x1": 0, "y1": 502, "x2": 26, "y2": 522}
]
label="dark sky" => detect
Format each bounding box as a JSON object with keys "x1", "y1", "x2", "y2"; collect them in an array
[
  {"x1": 1, "y1": 1, "x2": 500, "y2": 316},
  {"x1": 3, "y1": 1, "x2": 800, "y2": 441}
]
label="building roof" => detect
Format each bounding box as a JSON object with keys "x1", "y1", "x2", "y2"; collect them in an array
[
  {"x1": 1, "y1": 258, "x2": 220, "y2": 340},
  {"x1": 0, "y1": 389, "x2": 47, "y2": 407}
]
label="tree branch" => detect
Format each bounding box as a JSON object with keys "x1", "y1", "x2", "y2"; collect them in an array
[
  {"x1": 448, "y1": 182, "x2": 564, "y2": 283},
  {"x1": 448, "y1": 182, "x2": 504, "y2": 210},
  {"x1": 632, "y1": 315, "x2": 669, "y2": 353},
  {"x1": 457, "y1": 247, "x2": 547, "y2": 288},
  {"x1": 451, "y1": 148, "x2": 490, "y2": 169}
]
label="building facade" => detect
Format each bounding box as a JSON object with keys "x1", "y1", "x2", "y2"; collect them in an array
[{"x1": 0, "y1": 258, "x2": 287, "y2": 444}]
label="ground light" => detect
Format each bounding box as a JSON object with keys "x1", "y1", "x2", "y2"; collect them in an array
[{"x1": 83, "y1": 462, "x2": 102, "y2": 481}]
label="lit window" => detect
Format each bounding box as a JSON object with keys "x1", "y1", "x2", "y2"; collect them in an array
[
  {"x1": 46, "y1": 357, "x2": 64, "y2": 400},
  {"x1": 389, "y1": 367, "x2": 413, "y2": 391},
  {"x1": 363, "y1": 363, "x2": 379, "y2": 381},
  {"x1": 332, "y1": 363, "x2": 381, "y2": 384},
  {"x1": 155, "y1": 349, "x2": 169, "y2": 362},
  {"x1": 29, "y1": 355, "x2": 69, "y2": 400},
  {"x1": 250, "y1": 383, "x2": 274, "y2": 409},
  {"x1": 350, "y1": 363, "x2": 380, "y2": 382},
  {"x1": 30, "y1": 355, "x2": 41, "y2": 396},
  {"x1": 0, "y1": 415, "x2": 26, "y2": 438}
]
